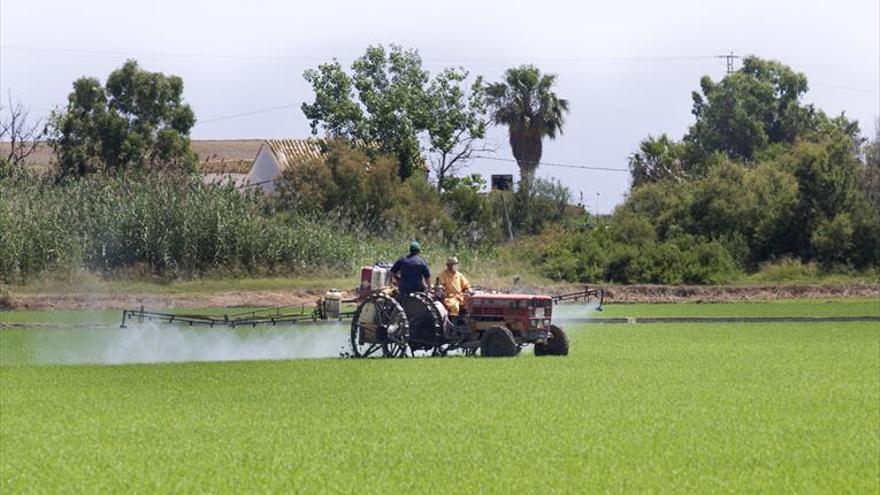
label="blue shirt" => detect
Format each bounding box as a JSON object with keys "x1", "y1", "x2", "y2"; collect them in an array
[{"x1": 390, "y1": 254, "x2": 430, "y2": 294}]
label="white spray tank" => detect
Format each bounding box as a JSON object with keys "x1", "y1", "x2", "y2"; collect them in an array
[
  {"x1": 371, "y1": 266, "x2": 388, "y2": 291},
  {"x1": 323, "y1": 289, "x2": 343, "y2": 319}
]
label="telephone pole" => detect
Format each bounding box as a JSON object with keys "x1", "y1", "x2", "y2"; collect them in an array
[{"x1": 716, "y1": 52, "x2": 740, "y2": 74}]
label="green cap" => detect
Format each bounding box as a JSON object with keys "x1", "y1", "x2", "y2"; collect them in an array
[{"x1": 409, "y1": 241, "x2": 421, "y2": 254}]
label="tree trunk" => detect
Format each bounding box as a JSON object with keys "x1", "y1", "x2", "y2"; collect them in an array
[{"x1": 510, "y1": 129, "x2": 542, "y2": 180}]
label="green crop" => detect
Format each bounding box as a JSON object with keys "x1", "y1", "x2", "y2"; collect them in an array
[{"x1": 2, "y1": 301, "x2": 878, "y2": 492}]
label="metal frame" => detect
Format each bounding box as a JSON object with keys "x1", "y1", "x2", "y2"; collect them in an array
[
  {"x1": 120, "y1": 303, "x2": 354, "y2": 328},
  {"x1": 119, "y1": 287, "x2": 604, "y2": 331},
  {"x1": 551, "y1": 287, "x2": 604, "y2": 310}
]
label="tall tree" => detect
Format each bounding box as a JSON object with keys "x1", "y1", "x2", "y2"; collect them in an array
[
  {"x1": 862, "y1": 118, "x2": 880, "y2": 211},
  {"x1": 686, "y1": 56, "x2": 816, "y2": 161},
  {"x1": 426, "y1": 68, "x2": 490, "y2": 191},
  {"x1": 302, "y1": 45, "x2": 488, "y2": 182},
  {"x1": 50, "y1": 60, "x2": 197, "y2": 179},
  {"x1": 486, "y1": 65, "x2": 568, "y2": 180}
]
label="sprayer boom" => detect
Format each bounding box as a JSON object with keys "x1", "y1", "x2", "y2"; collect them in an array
[
  {"x1": 551, "y1": 287, "x2": 604, "y2": 310},
  {"x1": 119, "y1": 303, "x2": 353, "y2": 328}
]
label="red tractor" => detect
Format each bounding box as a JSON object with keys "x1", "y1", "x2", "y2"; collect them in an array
[
  {"x1": 119, "y1": 264, "x2": 603, "y2": 360},
  {"x1": 349, "y1": 275, "x2": 603, "y2": 358}
]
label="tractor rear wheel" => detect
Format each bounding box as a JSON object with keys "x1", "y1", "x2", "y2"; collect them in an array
[
  {"x1": 480, "y1": 327, "x2": 518, "y2": 357},
  {"x1": 534, "y1": 325, "x2": 569, "y2": 356},
  {"x1": 400, "y1": 292, "x2": 447, "y2": 352}
]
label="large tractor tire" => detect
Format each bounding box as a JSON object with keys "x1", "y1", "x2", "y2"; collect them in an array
[
  {"x1": 400, "y1": 292, "x2": 447, "y2": 353},
  {"x1": 480, "y1": 326, "x2": 519, "y2": 358},
  {"x1": 534, "y1": 325, "x2": 569, "y2": 356},
  {"x1": 350, "y1": 294, "x2": 409, "y2": 358}
]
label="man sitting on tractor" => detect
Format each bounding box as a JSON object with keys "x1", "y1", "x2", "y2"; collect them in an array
[
  {"x1": 438, "y1": 256, "x2": 471, "y2": 316},
  {"x1": 390, "y1": 241, "x2": 431, "y2": 297}
]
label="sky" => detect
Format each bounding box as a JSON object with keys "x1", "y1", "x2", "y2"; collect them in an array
[{"x1": 1, "y1": 0, "x2": 878, "y2": 213}]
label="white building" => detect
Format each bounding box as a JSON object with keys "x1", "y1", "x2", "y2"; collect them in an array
[{"x1": 246, "y1": 139, "x2": 324, "y2": 194}]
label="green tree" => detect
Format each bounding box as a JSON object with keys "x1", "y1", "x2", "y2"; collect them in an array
[
  {"x1": 811, "y1": 213, "x2": 855, "y2": 267},
  {"x1": 860, "y1": 118, "x2": 880, "y2": 211},
  {"x1": 302, "y1": 45, "x2": 488, "y2": 182},
  {"x1": 426, "y1": 69, "x2": 489, "y2": 191},
  {"x1": 686, "y1": 56, "x2": 816, "y2": 161},
  {"x1": 783, "y1": 132, "x2": 865, "y2": 259},
  {"x1": 50, "y1": 60, "x2": 197, "y2": 179},
  {"x1": 511, "y1": 176, "x2": 571, "y2": 235},
  {"x1": 275, "y1": 140, "x2": 398, "y2": 227},
  {"x1": 441, "y1": 174, "x2": 505, "y2": 246},
  {"x1": 486, "y1": 65, "x2": 569, "y2": 180},
  {"x1": 627, "y1": 134, "x2": 689, "y2": 187}
]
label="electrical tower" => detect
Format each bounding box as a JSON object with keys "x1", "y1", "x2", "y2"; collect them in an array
[{"x1": 716, "y1": 52, "x2": 740, "y2": 74}]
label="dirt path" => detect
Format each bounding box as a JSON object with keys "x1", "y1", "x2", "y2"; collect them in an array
[
  {"x1": 3, "y1": 283, "x2": 877, "y2": 310},
  {"x1": 599, "y1": 283, "x2": 880, "y2": 303},
  {"x1": 3, "y1": 290, "x2": 323, "y2": 310}
]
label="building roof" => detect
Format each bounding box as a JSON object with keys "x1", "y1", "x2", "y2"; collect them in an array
[
  {"x1": 2, "y1": 139, "x2": 320, "y2": 174},
  {"x1": 262, "y1": 139, "x2": 324, "y2": 170},
  {"x1": 193, "y1": 140, "x2": 263, "y2": 173}
]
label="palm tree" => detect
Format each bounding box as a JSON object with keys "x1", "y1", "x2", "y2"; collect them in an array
[{"x1": 486, "y1": 65, "x2": 569, "y2": 180}]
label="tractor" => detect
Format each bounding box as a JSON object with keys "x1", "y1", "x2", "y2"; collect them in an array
[
  {"x1": 119, "y1": 263, "x2": 603, "y2": 359},
  {"x1": 348, "y1": 265, "x2": 603, "y2": 358}
]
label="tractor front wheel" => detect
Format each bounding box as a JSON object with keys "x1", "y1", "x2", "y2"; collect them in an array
[
  {"x1": 480, "y1": 327, "x2": 518, "y2": 357},
  {"x1": 534, "y1": 325, "x2": 569, "y2": 356}
]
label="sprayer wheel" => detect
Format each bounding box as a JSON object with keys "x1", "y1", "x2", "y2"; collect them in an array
[
  {"x1": 350, "y1": 294, "x2": 409, "y2": 358},
  {"x1": 382, "y1": 340, "x2": 409, "y2": 358}
]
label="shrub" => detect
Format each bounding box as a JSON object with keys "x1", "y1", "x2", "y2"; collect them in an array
[
  {"x1": 811, "y1": 213, "x2": 855, "y2": 266},
  {"x1": 753, "y1": 258, "x2": 820, "y2": 283},
  {"x1": 511, "y1": 177, "x2": 571, "y2": 235},
  {"x1": 609, "y1": 211, "x2": 656, "y2": 246},
  {"x1": 682, "y1": 241, "x2": 736, "y2": 284}
]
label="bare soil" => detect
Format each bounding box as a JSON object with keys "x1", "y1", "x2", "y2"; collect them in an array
[
  {"x1": 2, "y1": 284, "x2": 877, "y2": 310},
  {"x1": 4, "y1": 290, "x2": 324, "y2": 310},
  {"x1": 599, "y1": 283, "x2": 880, "y2": 303}
]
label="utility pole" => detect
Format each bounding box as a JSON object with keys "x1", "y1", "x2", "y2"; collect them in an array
[{"x1": 716, "y1": 52, "x2": 740, "y2": 74}]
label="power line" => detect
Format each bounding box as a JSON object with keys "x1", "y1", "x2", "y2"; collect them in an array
[
  {"x1": 475, "y1": 156, "x2": 629, "y2": 173},
  {"x1": 199, "y1": 104, "x2": 300, "y2": 124},
  {"x1": 791, "y1": 63, "x2": 877, "y2": 78},
  {"x1": 809, "y1": 82, "x2": 880, "y2": 95}
]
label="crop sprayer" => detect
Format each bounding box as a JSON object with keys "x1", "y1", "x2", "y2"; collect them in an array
[{"x1": 120, "y1": 264, "x2": 604, "y2": 358}]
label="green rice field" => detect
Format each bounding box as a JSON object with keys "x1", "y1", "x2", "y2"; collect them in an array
[{"x1": 1, "y1": 299, "x2": 878, "y2": 492}]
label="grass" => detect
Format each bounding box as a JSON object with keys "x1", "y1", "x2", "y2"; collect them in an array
[
  {"x1": 737, "y1": 258, "x2": 880, "y2": 285},
  {"x1": 591, "y1": 298, "x2": 880, "y2": 318},
  {"x1": 1, "y1": 303, "x2": 878, "y2": 492}
]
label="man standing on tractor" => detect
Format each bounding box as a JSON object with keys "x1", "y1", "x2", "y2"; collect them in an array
[
  {"x1": 390, "y1": 241, "x2": 431, "y2": 297},
  {"x1": 438, "y1": 256, "x2": 471, "y2": 316}
]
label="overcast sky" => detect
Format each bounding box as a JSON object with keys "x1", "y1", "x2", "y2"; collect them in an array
[{"x1": 2, "y1": 0, "x2": 878, "y2": 212}]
